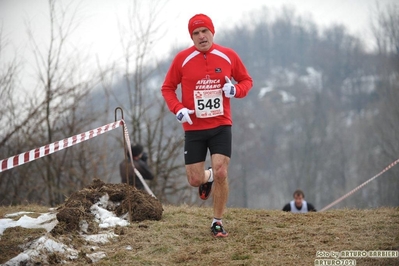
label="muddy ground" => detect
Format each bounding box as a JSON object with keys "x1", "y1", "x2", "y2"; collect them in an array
[{"x1": 51, "y1": 178, "x2": 163, "y2": 235}]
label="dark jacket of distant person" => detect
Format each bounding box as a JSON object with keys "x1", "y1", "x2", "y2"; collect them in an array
[{"x1": 119, "y1": 144, "x2": 154, "y2": 191}]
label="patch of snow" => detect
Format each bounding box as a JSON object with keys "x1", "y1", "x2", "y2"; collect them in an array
[
  {"x1": 3, "y1": 253, "x2": 30, "y2": 266},
  {"x1": 4, "y1": 211, "x2": 35, "y2": 218},
  {"x1": 82, "y1": 232, "x2": 118, "y2": 244},
  {"x1": 258, "y1": 86, "x2": 274, "y2": 98},
  {"x1": 299, "y1": 67, "x2": 323, "y2": 91},
  {"x1": 87, "y1": 251, "x2": 107, "y2": 263},
  {"x1": 90, "y1": 204, "x2": 129, "y2": 228},
  {"x1": 0, "y1": 212, "x2": 58, "y2": 235},
  {"x1": 3, "y1": 236, "x2": 79, "y2": 265},
  {"x1": 270, "y1": 67, "x2": 297, "y2": 87},
  {"x1": 1, "y1": 194, "x2": 131, "y2": 265},
  {"x1": 79, "y1": 220, "x2": 89, "y2": 234},
  {"x1": 29, "y1": 236, "x2": 78, "y2": 258},
  {"x1": 279, "y1": 90, "x2": 296, "y2": 103}
]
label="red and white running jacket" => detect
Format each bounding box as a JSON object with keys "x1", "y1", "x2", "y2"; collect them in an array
[{"x1": 161, "y1": 43, "x2": 253, "y2": 131}]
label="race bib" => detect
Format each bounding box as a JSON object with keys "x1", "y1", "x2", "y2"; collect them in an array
[{"x1": 194, "y1": 89, "x2": 224, "y2": 118}]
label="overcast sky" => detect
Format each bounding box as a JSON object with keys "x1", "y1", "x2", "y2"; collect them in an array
[{"x1": 0, "y1": 0, "x2": 396, "y2": 87}]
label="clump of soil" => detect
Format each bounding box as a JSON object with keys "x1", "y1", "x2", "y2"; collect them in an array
[{"x1": 51, "y1": 179, "x2": 163, "y2": 235}]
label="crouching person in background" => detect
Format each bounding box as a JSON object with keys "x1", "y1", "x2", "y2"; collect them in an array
[
  {"x1": 119, "y1": 144, "x2": 154, "y2": 192},
  {"x1": 282, "y1": 189, "x2": 316, "y2": 213}
]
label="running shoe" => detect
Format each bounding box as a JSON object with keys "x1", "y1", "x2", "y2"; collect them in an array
[
  {"x1": 211, "y1": 222, "x2": 228, "y2": 237},
  {"x1": 199, "y1": 168, "x2": 213, "y2": 200}
]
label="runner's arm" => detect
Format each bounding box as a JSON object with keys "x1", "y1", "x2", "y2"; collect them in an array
[{"x1": 161, "y1": 60, "x2": 185, "y2": 114}]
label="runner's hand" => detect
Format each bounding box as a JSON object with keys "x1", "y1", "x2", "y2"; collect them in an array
[
  {"x1": 176, "y1": 108, "x2": 194, "y2": 125},
  {"x1": 222, "y1": 76, "x2": 236, "y2": 98}
]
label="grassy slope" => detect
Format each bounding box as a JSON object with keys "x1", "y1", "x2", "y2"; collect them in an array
[{"x1": 1, "y1": 205, "x2": 398, "y2": 265}]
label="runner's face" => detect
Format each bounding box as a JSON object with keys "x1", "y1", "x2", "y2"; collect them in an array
[
  {"x1": 192, "y1": 27, "x2": 213, "y2": 52},
  {"x1": 294, "y1": 194, "x2": 303, "y2": 208}
]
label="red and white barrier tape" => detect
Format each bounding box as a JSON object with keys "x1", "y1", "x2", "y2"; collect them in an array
[
  {"x1": 0, "y1": 120, "x2": 124, "y2": 173},
  {"x1": 121, "y1": 123, "x2": 156, "y2": 197},
  {"x1": 320, "y1": 158, "x2": 399, "y2": 211},
  {"x1": 0, "y1": 118, "x2": 156, "y2": 198}
]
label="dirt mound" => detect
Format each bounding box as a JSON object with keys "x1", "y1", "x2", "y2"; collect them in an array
[{"x1": 51, "y1": 179, "x2": 163, "y2": 235}]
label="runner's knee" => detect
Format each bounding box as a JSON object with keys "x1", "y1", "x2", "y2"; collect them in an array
[
  {"x1": 213, "y1": 165, "x2": 228, "y2": 182},
  {"x1": 187, "y1": 177, "x2": 203, "y2": 187},
  {"x1": 186, "y1": 169, "x2": 206, "y2": 187}
]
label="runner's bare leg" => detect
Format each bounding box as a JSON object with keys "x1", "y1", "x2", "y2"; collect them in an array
[
  {"x1": 185, "y1": 156, "x2": 228, "y2": 219},
  {"x1": 185, "y1": 162, "x2": 209, "y2": 187},
  {"x1": 211, "y1": 154, "x2": 229, "y2": 219}
]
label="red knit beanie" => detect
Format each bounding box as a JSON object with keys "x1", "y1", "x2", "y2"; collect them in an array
[{"x1": 188, "y1": 14, "x2": 215, "y2": 37}]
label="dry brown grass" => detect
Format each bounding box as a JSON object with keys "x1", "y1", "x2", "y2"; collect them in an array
[
  {"x1": 1, "y1": 204, "x2": 398, "y2": 265},
  {"x1": 0, "y1": 204, "x2": 51, "y2": 219}
]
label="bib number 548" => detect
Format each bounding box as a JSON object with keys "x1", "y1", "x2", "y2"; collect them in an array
[
  {"x1": 197, "y1": 98, "x2": 221, "y2": 110},
  {"x1": 194, "y1": 89, "x2": 224, "y2": 118}
]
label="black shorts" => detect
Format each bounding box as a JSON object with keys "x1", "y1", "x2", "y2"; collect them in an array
[{"x1": 184, "y1": 125, "x2": 232, "y2": 165}]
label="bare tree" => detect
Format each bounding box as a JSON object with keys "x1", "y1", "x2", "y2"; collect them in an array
[
  {"x1": 0, "y1": 0, "x2": 101, "y2": 206},
  {"x1": 372, "y1": 3, "x2": 399, "y2": 56},
  {"x1": 97, "y1": 0, "x2": 189, "y2": 203},
  {"x1": 362, "y1": 2, "x2": 399, "y2": 207}
]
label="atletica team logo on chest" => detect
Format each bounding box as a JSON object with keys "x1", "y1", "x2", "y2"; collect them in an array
[
  {"x1": 194, "y1": 89, "x2": 223, "y2": 118},
  {"x1": 195, "y1": 75, "x2": 221, "y2": 90}
]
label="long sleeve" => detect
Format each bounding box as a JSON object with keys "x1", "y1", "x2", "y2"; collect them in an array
[
  {"x1": 161, "y1": 57, "x2": 185, "y2": 114},
  {"x1": 231, "y1": 50, "x2": 253, "y2": 98}
]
